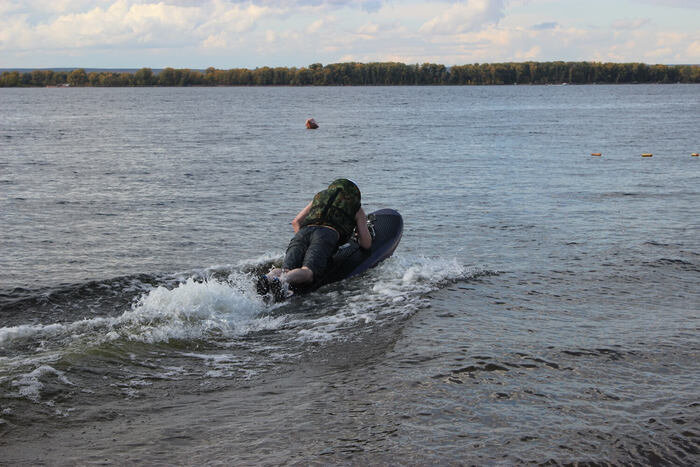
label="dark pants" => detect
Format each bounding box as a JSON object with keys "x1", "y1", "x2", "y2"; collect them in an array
[{"x1": 283, "y1": 226, "x2": 339, "y2": 278}]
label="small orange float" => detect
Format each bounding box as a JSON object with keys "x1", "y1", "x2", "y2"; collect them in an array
[{"x1": 591, "y1": 153, "x2": 602, "y2": 157}]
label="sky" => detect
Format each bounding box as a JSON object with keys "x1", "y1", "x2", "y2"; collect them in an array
[{"x1": 0, "y1": 0, "x2": 698, "y2": 68}]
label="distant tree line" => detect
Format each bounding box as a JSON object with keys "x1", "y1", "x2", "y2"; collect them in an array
[{"x1": 1, "y1": 62, "x2": 699, "y2": 87}]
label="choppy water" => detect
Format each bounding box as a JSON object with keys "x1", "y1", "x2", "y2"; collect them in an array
[{"x1": 1, "y1": 85, "x2": 698, "y2": 464}]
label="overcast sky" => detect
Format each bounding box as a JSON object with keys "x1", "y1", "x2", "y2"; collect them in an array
[{"x1": 1, "y1": 0, "x2": 698, "y2": 68}]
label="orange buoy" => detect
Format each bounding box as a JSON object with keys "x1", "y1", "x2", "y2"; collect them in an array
[
  {"x1": 692, "y1": 153, "x2": 699, "y2": 157},
  {"x1": 305, "y1": 118, "x2": 319, "y2": 129},
  {"x1": 591, "y1": 153, "x2": 602, "y2": 157},
  {"x1": 641, "y1": 153, "x2": 653, "y2": 157}
]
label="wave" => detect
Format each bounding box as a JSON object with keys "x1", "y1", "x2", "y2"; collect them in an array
[
  {"x1": 111, "y1": 276, "x2": 283, "y2": 343},
  {"x1": 10, "y1": 365, "x2": 74, "y2": 403},
  {"x1": 1, "y1": 254, "x2": 493, "y2": 407},
  {"x1": 275, "y1": 255, "x2": 493, "y2": 343},
  {"x1": 643, "y1": 257, "x2": 699, "y2": 272},
  {"x1": 1, "y1": 254, "x2": 485, "y2": 350},
  {"x1": 0, "y1": 274, "x2": 165, "y2": 328},
  {"x1": 0, "y1": 274, "x2": 277, "y2": 350}
]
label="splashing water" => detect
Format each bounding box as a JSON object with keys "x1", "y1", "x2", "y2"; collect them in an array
[{"x1": 1, "y1": 254, "x2": 481, "y2": 410}]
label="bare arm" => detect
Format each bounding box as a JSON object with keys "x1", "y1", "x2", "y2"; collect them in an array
[
  {"x1": 355, "y1": 207, "x2": 372, "y2": 250},
  {"x1": 291, "y1": 202, "x2": 313, "y2": 233}
]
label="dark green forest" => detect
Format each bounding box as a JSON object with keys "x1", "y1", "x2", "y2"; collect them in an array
[{"x1": 2, "y1": 61, "x2": 699, "y2": 87}]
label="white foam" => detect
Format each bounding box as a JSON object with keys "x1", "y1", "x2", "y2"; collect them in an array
[
  {"x1": 287, "y1": 255, "x2": 483, "y2": 343},
  {"x1": 235, "y1": 251, "x2": 283, "y2": 269},
  {"x1": 111, "y1": 277, "x2": 287, "y2": 343},
  {"x1": 296, "y1": 328, "x2": 338, "y2": 342},
  {"x1": 395, "y1": 255, "x2": 475, "y2": 284},
  {"x1": 128, "y1": 379, "x2": 152, "y2": 387},
  {"x1": 0, "y1": 322, "x2": 69, "y2": 347},
  {"x1": 180, "y1": 352, "x2": 245, "y2": 364},
  {"x1": 0, "y1": 276, "x2": 286, "y2": 349},
  {"x1": 0, "y1": 318, "x2": 114, "y2": 354},
  {"x1": 150, "y1": 366, "x2": 186, "y2": 380},
  {"x1": 11, "y1": 365, "x2": 73, "y2": 402},
  {"x1": 1, "y1": 256, "x2": 485, "y2": 382}
]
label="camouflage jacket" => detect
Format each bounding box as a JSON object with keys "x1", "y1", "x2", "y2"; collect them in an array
[{"x1": 301, "y1": 179, "x2": 361, "y2": 245}]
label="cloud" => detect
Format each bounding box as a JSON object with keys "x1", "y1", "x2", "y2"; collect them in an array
[
  {"x1": 2, "y1": 1, "x2": 392, "y2": 55},
  {"x1": 611, "y1": 18, "x2": 651, "y2": 30},
  {"x1": 360, "y1": 0, "x2": 383, "y2": 12},
  {"x1": 635, "y1": 0, "x2": 700, "y2": 8},
  {"x1": 515, "y1": 45, "x2": 541, "y2": 59},
  {"x1": 306, "y1": 16, "x2": 337, "y2": 34},
  {"x1": 686, "y1": 41, "x2": 700, "y2": 59},
  {"x1": 0, "y1": 0, "x2": 281, "y2": 52},
  {"x1": 644, "y1": 47, "x2": 673, "y2": 59},
  {"x1": 14, "y1": 1, "x2": 207, "y2": 49},
  {"x1": 10, "y1": 0, "x2": 111, "y2": 16},
  {"x1": 419, "y1": 0, "x2": 506, "y2": 35},
  {"x1": 531, "y1": 22, "x2": 558, "y2": 30},
  {"x1": 198, "y1": 2, "x2": 273, "y2": 34},
  {"x1": 202, "y1": 32, "x2": 228, "y2": 49},
  {"x1": 164, "y1": 0, "x2": 388, "y2": 9},
  {"x1": 1, "y1": 0, "x2": 699, "y2": 67},
  {"x1": 358, "y1": 23, "x2": 381, "y2": 36}
]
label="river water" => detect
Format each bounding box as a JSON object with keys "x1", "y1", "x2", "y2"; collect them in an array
[{"x1": 1, "y1": 84, "x2": 698, "y2": 464}]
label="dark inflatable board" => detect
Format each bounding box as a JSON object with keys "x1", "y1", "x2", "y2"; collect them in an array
[{"x1": 301, "y1": 208, "x2": 403, "y2": 293}]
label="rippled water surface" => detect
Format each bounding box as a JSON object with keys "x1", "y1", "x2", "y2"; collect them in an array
[{"x1": 1, "y1": 85, "x2": 698, "y2": 464}]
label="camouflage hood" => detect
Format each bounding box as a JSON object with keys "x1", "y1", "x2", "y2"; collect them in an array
[{"x1": 327, "y1": 179, "x2": 361, "y2": 203}]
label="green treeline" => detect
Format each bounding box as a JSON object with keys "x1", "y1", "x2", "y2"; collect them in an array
[{"x1": 2, "y1": 61, "x2": 699, "y2": 87}]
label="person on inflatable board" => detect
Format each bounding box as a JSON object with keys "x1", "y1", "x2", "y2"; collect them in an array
[{"x1": 258, "y1": 179, "x2": 372, "y2": 297}]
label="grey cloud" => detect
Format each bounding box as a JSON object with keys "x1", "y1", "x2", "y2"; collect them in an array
[
  {"x1": 635, "y1": 0, "x2": 700, "y2": 7},
  {"x1": 531, "y1": 22, "x2": 558, "y2": 30},
  {"x1": 360, "y1": 0, "x2": 383, "y2": 13},
  {"x1": 163, "y1": 0, "x2": 387, "y2": 7},
  {"x1": 611, "y1": 18, "x2": 651, "y2": 30}
]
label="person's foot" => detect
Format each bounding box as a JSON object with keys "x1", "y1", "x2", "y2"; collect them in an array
[
  {"x1": 255, "y1": 274, "x2": 270, "y2": 295},
  {"x1": 256, "y1": 274, "x2": 292, "y2": 301},
  {"x1": 268, "y1": 277, "x2": 289, "y2": 302}
]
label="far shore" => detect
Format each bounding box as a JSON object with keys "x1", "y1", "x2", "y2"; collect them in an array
[{"x1": 2, "y1": 61, "x2": 699, "y2": 87}]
